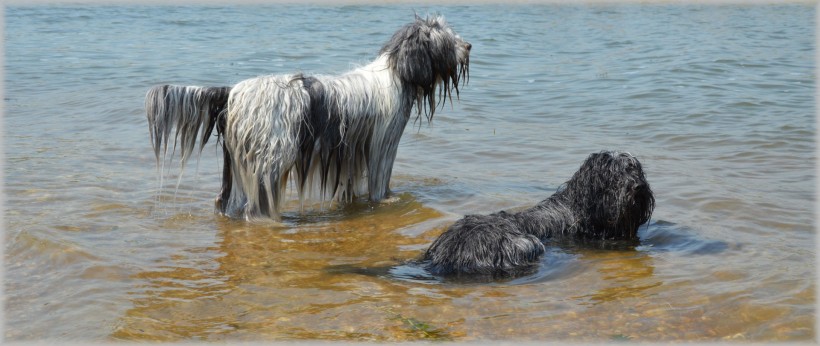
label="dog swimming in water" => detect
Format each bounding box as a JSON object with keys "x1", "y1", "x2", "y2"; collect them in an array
[{"x1": 423, "y1": 151, "x2": 655, "y2": 277}]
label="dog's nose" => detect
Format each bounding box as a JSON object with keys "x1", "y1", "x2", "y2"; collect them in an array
[{"x1": 465, "y1": 42, "x2": 472, "y2": 51}]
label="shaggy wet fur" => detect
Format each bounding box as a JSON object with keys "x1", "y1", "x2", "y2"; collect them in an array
[
  {"x1": 145, "y1": 15, "x2": 470, "y2": 220},
  {"x1": 423, "y1": 151, "x2": 655, "y2": 277}
]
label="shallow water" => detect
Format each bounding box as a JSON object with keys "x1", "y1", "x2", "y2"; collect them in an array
[{"x1": 4, "y1": 4, "x2": 815, "y2": 342}]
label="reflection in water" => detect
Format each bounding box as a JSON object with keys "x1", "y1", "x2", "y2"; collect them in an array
[
  {"x1": 112, "y1": 194, "x2": 465, "y2": 341},
  {"x1": 117, "y1": 193, "x2": 693, "y2": 341},
  {"x1": 120, "y1": 204, "x2": 722, "y2": 340},
  {"x1": 571, "y1": 249, "x2": 660, "y2": 305},
  {"x1": 566, "y1": 220, "x2": 728, "y2": 305},
  {"x1": 639, "y1": 220, "x2": 731, "y2": 255}
]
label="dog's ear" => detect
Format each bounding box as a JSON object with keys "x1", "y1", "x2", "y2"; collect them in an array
[
  {"x1": 381, "y1": 16, "x2": 466, "y2": 120},
  {"x1": 384, "y1": 17, "x2": 460, "y2": 86},
  {"x1": 382, "y1": 19, "x2": 435, "y2": 89}
]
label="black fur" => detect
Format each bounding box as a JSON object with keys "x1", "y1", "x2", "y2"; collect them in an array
[
  {"x1": 424, "y1": 212, "x2": 545, "y2": 277},
  {"x1": 423, "y1": 151, "x2": 655, "y2": 277},
  {"x1": 381, "y1": 15, "x2": 470, "y2": 121}
]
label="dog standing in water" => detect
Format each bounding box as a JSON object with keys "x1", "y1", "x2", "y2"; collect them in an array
[
  {"x1": 423, "y1": 151, "x2": 655, "y2": 277},
  {"x1": 145, "y1": 15, "x2": 470, "y2": 220}
]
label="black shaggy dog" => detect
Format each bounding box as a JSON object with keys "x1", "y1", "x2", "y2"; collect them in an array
[{"x1": 423, "y1": 151, "x2": 655, "y2": 277}]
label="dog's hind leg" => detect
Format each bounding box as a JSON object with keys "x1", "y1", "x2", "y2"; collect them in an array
[
  {"x1": 214, "y1": 109, "x2": 233, "y2": 216},
  {"x1": 214, "y1": 142, "x2": 233, "y2": 215}
]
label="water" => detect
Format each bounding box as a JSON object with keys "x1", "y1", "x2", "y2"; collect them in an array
[{"x1": 4, "y1": 4, "x2": 815, "y2": 342}]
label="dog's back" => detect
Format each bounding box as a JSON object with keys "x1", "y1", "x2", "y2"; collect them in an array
[
  {"x1": 423, "y1": 212, "x2": 545, "y2": 277},
  {"x1": 423, "y1": 151, "x2": 654, "y2": 278}
]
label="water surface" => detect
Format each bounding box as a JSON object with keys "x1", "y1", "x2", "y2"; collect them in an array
[{"x1": 4, "y1": 4, "x2": 815, "y2": 342}]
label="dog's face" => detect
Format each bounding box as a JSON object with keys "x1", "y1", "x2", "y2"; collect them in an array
[
  {"x1": 381, "y1": 15, "x2": 471, "y2": 119},
  {"x1": 565, "y1": 151, "x2": 655, "y2": 240},
  {"x1": 450, "y1": 25, "x2": 472, "y2": 87}
]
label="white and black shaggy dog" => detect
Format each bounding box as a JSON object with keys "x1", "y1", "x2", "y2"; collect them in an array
[
  {"x1": 423, "y1": 151, "x2": 655, "y2": 277},
  {"x1": 144, "y1": 15, "x2": 470, "y2": 220}
]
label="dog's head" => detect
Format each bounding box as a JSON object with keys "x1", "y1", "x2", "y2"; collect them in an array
[
  {"x1": 380, "y1": 15, "x2": 471, "y2": 121},
  {"x1": 563, "y1": 151, "x2": 655, "y2": 240}
]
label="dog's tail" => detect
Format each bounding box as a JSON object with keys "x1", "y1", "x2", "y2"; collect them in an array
[{"x1": 145, "y1": 84, "x2": 231, "y2": 171}]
